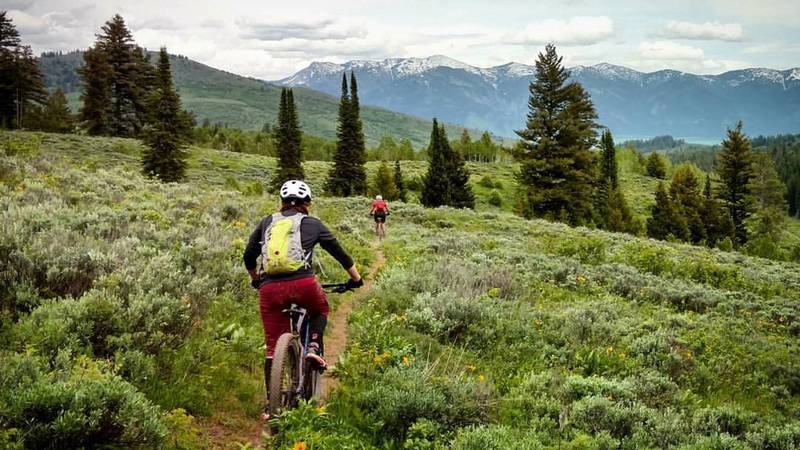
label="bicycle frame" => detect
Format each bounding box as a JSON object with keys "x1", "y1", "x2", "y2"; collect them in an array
[{"x1": 284, "y1": 303, "x2": 312, "y2": 400}]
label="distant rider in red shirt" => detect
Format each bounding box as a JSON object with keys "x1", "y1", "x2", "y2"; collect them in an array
[{"x1": 370, "y1": 195, "x2": 389, "y2": 237}]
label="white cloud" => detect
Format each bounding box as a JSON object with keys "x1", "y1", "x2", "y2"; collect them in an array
[
  {"x1": 7, "y1": 9, "x2": 49, "y2": 34},
  {"x1": 239, "y1": 18, "x2": 367, "y2": 42},
  {"x1": 509, "y1": 16, "x2": 614, "y2": 46},
  {"x1": 662, "y1": 21, "x2": 744, "y2": 41},
  {"x1": 638, "y1": 40, "x2": 704, "y2": 60},
  {"x1": 632, "y1": 40, "x2": 748, "y2": 74}
]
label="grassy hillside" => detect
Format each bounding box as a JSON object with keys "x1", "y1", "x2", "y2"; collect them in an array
[
  {"x1": 40, "y1": 51, "x2": 471, "y2": 148},
  {"x1": 2, "y1": 131, "x2": 800, "y2": 449}
]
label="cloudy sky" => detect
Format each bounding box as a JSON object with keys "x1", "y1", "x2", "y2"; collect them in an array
[{"x1": 6, "y1": 0, "x2": 800, "y2": 80}]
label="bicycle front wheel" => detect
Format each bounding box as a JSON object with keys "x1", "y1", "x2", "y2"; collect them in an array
[{"x1": 269, "y1": 333, "x2": 301, "y2": 415}]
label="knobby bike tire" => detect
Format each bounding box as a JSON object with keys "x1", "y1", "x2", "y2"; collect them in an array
[
  {"x1": 303, "y1": 364, "x2": 322, "y2": 401},
  {"x1": 269, "y1": 333, "x2": 300, "y2": 415}
]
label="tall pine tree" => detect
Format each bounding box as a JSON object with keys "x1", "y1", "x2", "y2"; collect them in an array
[
  {"x1": 441, "y1": 124, "x2": 474, "y2": 209},
  {"x1": 325, "y1": 72, "x2": 367, "y2": 196},
  {"x1": 0, "y1": 12, "x2": 46, "y2": 129},
  {"x1": 514, "y1": 44, "x2": 598, "y2": 224},
  {"x1": 141, "y1": 48, "x2": 191, "y2": 182},
  {"x1": 79, "y1": 47, "x2": 113, "y2": 135},
  {"x1": 272, "y1": 87, "x2": 304, "y2": 190},
  {"x1": 421, "y1": 118, "x2": 450, "y2": 207},
  {"x1": 600, "y1": 129, "x2": 618, "y2": 189},
  {"x1": 716, "y1": 121, "x2": 755, "y2": 245},
  {"x1": 80, "y1": 14, "x2": 152, "y2": 137}
]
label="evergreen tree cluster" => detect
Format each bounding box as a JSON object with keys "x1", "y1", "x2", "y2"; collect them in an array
[
  {"x1": 326, "y1": 72, "x2": 368, "y2": 196},
  {"x1": 0, "y1": 11, "x2": 47, "y2": 129},
  {"x1": 421, "y1": 118, "x2": 475, "y2": 209},
  {"x1": 271, "y1": 87, "x2": 305, "y2": 191},
  {"x1": 514, "y1": 44, "x2": 598, "y2": 225},
  {"x1": 645, "y1": 122, "x2": 787, "y2": 250},
  {"x1": 594, "y1": 129, "x2": 639, "y2": 234}
]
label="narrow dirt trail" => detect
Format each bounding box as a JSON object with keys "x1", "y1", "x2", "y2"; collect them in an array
[
  {"x1": 321, "y1": 244, "x2": 385, "y2": 399},
  {"x1": 204, "y1": 243, "x2": 385, "y2": 449}
]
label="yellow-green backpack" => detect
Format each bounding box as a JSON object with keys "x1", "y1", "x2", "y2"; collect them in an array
[{"x1": 261, "y1": 213, "x2": 310, "y2": 275}]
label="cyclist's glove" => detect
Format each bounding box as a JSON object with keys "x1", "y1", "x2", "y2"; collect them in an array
[
  {"x1": 345, "y1": 278, "x2": 364, "y2": 291},
  {"x1": 250, "y1": 278, "x2": 262, "y2": 290}
]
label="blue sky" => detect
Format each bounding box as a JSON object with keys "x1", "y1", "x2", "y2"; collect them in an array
[{"x1": 6, "y1": 0, "x2": 800, "y2": 79}]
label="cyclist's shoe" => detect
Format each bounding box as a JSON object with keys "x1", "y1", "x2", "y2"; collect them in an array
[{"x1": 305, "y1": 343, "x2": 327, "y2": 369}]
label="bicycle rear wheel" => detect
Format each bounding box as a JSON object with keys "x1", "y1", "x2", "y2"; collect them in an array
[{"x1": 269, "y1": 333, "x2": 301, "y2": 415}]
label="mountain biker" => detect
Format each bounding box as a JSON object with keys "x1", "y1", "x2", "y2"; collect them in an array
[
  {"x1": 243, "y1": 180, "x2": 363, "y2": 412},
  {"x1": 370, "y1": 195, "x2": 389, "y2": 236}
]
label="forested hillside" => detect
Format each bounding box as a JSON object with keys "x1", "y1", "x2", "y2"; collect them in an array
[{"x1": 37, "y1": 51, "x2": 471, "y2": 147}]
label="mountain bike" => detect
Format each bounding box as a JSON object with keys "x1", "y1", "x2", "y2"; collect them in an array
[
  {"x1": 371, "y1": 212, "x2": 388, "y2": 240},
  {"x1": 267, "y1": 282, "x2": 354, "y2": 419}
]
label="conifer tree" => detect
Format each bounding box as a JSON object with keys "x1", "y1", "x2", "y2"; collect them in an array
[
  {"x1": 441, "y1": 124, "x2": 474, "y2": 209},
  {"x1": 79, "y1": 47, "x2": 113, "y2": 135},
  {"x1": 600, "y1": 129, "x2": 618, "y2": 189},
  {"x1": 514, "y1": 44, "x2": 598, "y2": 224},
  {"x1": 141, "y1": 48, "x2": 191, "y2": 182},
  {"x1": 0, "y1": 13, "x2": 46, "y2": 128},
  {"x1": 372, "y1": 161, "x2": 398, "y2": 200},
  {"x1": 81, "y1": 14, "x2": 153, "y2": 137},
  {"x1": 647, "y1": 182, "x2": 690, "y2": 241},
  {"x1": 645, "y1": 152, "x2": 667, "y2": 178},
  {"x1": 27, "y1": 88, "x2": 74, "y2": 133},
  {"x1": 325, "y1": 72, "x2": 367, "y2": 196},
  {"x1": 747, "y1": 152, "x2": 788, "y2": 245},
  {"x1": 607, "y1": 188, "x2": 638, "y2": 234},
  {"x1": 421, "y1": 118, "x2": 450, "y2": 207},
  {"x1": 272, "y1": 87, "x2": 304, "y2": 190},
  {"x1": 716, "y1": 121, "x2": 755, "y2": 244},
  {"x1": 394, "y1": 160, "x2": 407, "y2": 202},
  {"x1": 670, "y1": 165, "x2": 706, "y2": 243},
  {"x1": 701, "y1": 174, "x2": 735, "y2": 247}
]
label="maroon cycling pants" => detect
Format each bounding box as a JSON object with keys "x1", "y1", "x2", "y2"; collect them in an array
[{"x1": 259, "y1": 276, "x2": 329, "y2": 357}]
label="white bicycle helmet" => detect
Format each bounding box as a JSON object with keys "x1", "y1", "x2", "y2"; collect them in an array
[
  {"x1": 279, "y1": 180, "x2": 312, "y2": 202},
  {"x1": 375, "y1": 195, "x2": 383, "y2": 200}
]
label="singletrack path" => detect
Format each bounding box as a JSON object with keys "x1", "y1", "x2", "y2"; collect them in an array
[
  {"x1": 321, "y1": 244, "x2": 385, "y2": 399},
  {"x1": 204, "y1": 243, "x2": 385, "y2": 449}
]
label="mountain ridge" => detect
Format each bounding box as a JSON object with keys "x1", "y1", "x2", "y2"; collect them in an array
[
  {"x1": 38, "y1": 51, "x2": 475, "y2": 147},
  {"x1": 277, "y1": 56, "x2": 800, "y2": 139}
]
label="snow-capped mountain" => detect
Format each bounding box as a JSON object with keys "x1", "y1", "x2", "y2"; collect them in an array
[{"x1": 277, "y1": 56, "x2": 800, "y2": 139}]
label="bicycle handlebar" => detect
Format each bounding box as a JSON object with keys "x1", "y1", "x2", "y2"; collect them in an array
[{"x1": 321, "y1": 282, "x2": 352, "y2": 294}]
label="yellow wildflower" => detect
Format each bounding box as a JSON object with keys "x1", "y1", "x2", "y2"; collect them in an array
[
  {"x1": 316, "y1": 405, "x2": 326, "y2": 414},
  {"x1": 402, "y1": 356, "x2": 410, "y2": 366},
  {"x1": 373, "y1": 356, "x2": 382, "y2": 364},
  {"x1": 606, "y1": 347, "x2": 613, "y2": 353},
  {"x1": 478, "y1": 374, "x2": 485, "y2": 382},
  {"x1": 293, "y1": 442, "x2": 307, "y2": 450}
]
